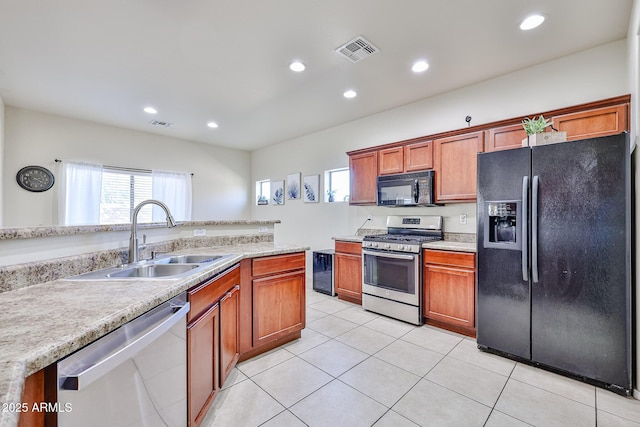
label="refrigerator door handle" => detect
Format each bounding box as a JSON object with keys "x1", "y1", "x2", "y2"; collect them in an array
[
  {"x1": 532, "y1": 175, "x2": 539, "y2": 283},
  {"x1": 522, "y1": 176, "x2": 529, "y2": 281}
]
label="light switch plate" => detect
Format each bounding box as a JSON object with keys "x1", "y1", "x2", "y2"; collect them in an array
[{"x1": 459, "y1": 214, "x2": 467, "y2": 225}]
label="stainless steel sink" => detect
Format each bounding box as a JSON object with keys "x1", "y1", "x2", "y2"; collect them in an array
[
  {"x1": 106, "y1": 264, "x2": 199, "y2": 278},
  {"x1": 153, "y1": 255, "x2": 226, "y2": 264},
  {"x1": 66, "y1": 253, "x2": 238, "y2": 280}
]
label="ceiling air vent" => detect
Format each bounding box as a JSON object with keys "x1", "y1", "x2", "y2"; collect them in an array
[
  {"x1": 148, "y1": 120, "x2": 173, "y2": 128},
  {"x1": 335, "y1": 35, "x2": 379, "y2": 63}
]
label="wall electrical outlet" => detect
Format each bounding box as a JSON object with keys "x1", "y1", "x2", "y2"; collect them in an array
[
  {"x1": 258, "y1": 227, "x2": 268, "y2": 233},
  {"x1": 193, "y1": 229, "x2": 206, "y2": 237},
  {"x1": 459, "y1": 214, "x2": 467, "y2": 225}
]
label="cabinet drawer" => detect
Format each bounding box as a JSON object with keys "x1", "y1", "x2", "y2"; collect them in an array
[
  {"x1": 335, "y1": 241, "x2": 362, "y2": 255},
  {"x1": 252, "y1": 252, "x2": 305, "y2": 277},
  {"x1": 188, "y1": 264, "x2": 240, "y2": 323},
  {"x1": 424, "y1": 249, "x2": 475, "y2": 269}
]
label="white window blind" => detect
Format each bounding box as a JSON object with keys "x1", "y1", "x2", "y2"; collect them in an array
[{"x1": 100, "y1": 168, "x2": 152, "y2": 224}]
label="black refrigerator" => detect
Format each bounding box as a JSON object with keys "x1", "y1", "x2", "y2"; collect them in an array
[{"x1": 476, "y1": 132, "x2": 632, "y2": 395}]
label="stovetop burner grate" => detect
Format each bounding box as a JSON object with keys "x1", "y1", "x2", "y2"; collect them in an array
[{"x1": 362, "y1": 233, "x2": 443, "y2": 244}]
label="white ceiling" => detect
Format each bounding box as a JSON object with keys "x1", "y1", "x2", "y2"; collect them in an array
[{"x1": 0, "y1": 0, "x2": 633, "y2": 151}]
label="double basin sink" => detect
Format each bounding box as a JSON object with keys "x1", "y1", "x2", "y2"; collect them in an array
[{"x1": 68, "y1": 254, "x2": 237, "y2": 280}]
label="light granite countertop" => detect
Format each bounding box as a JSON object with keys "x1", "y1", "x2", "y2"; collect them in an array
[
  {"x1": 0, "y1": 242, "x2": 308, "y2": 427},
  {"x1": 333, "y1": 235, "x2": 476, "y2": 253}
]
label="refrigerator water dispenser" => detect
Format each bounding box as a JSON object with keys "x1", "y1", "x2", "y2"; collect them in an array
[{"x1": 484, "y1": 201, "x2": 520, "y2": 250}]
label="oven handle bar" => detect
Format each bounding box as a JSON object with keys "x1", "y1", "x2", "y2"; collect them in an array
[{"x1": 362, "y1": 249, "x2": 417, "y2": 260}]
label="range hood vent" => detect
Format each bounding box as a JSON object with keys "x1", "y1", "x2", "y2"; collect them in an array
[
  {"x1": 335, "y1": 35, "x2": 379, "y2": 63},
  {"x1": 148, "y1": 120, "x2": 173, "y2": 128}
]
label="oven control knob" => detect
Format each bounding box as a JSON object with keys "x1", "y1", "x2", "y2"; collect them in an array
[
  {"x1": 372, "y1": 242, "x2": 378, "y2": 247},
  {"x1": 384, "y1": 243, "x2": 390, "y2": 249}
]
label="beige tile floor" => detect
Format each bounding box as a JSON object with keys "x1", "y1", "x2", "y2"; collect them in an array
[{"x1": 202, "y1": 287, "x2": 640, "y2": 427}]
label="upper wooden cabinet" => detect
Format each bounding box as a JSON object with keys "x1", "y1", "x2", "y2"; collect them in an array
[
  {"x1": 346, "y1": 96, "x2": 629, "y2": 205},
  {"x1": 378, "y1": 146, "x2": 404, "y2": 175},
  {"x1": 405, "y1": 140, "x2": 433, "y2": 171},
  {"x1": 485, "y1": 123, "x2": 527, "y2": 152},
  {"x1": 434, "y1": 131, "x2": 484, "y2": 203},
  {"x1": 552, "y1": 104, "x2": 628, "y2": 141},
  {"x1": 378, "y1": 140, "x2": 434, "y2": 175},
  {"x1": 349, "y1": 151, "x2": 378, "y2": 205}
]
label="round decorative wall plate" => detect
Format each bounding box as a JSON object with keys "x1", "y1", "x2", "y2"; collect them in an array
[{"x1": 16, "y1": 165, "x2": 55, "y2": 192}]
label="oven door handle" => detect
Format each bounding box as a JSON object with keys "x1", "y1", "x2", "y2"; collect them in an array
[{"x1": 362, "y1": 249, "x2": 417, "y2": 260}]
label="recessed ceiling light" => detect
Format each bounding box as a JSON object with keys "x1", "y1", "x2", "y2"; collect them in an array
[
  {"x1": 207, "y1": 121, "x2": 219, "y2": 129},
  {"x1": 144, "y1": 106, "x2": 157, "y2": 114},
  {"x1": 343, "y1": 90, "x2": 357, "y2": 99},
  {"x1": 520, "y1": 14, "x2": 545, "y2": 30},
  {"x1": 412, "y1": 60, "x2": 429, "y2": 73},
  {"x1": 289, "y1": 61, "x2": 306, "y2": 72}
]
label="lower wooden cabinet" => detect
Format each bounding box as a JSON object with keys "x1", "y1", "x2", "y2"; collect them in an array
[
  {"x1": 334, "y1": 240, "x2": 362, "y2": 304},
  {"x1": 238, "y1": 252, "x2": 307, "y2": 359},
  {"x1": 423, "y1": 249, "x2": 476, "y2": 336},
  {"x1": 188, "y1": 303, "x2": 220, "y2": 427},
  {"x1": 253, "y1": 270, "x2": 305, "y2": 347},
  {"x1": 187, "y1": 264, "x2": 241, "y2": 427},
  {"x1": 219, "y1": 284, "x2": 240, "y2": 386}
]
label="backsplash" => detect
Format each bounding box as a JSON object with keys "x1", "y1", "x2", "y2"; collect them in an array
[{"x1": 0, "y1": 233, "x2": 273, "y2": 293}]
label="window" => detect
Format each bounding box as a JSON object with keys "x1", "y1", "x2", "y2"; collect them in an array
[
  {"x1": 59, "y1": 161, "x2": 192, "y2": 225},
  {"x1": 324, "y1": 168, "x2": 350, "y2": 202},
  {"x1": 256, "y1": 180, "x2": 270, "y2": 205},
  {"x1": 100, "y1": 168, "x2": 152, "y2": 224}
]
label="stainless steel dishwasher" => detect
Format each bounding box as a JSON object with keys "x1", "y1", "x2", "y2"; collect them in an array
[{"x1": 57, "y1": 293, "x2": 190, "y2": 427}]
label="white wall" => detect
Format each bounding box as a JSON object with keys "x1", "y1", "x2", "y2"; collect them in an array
[
  {"x1": 2, "y1": 107, "x2": 252, "y2": 226},
  {"x1": 251, "y1": 40, "x2": 629, "y2": 252}
]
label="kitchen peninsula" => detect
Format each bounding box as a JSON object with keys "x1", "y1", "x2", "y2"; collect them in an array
[{"x1": 0, "y1": 220, "x2": 308, "y2": 427}]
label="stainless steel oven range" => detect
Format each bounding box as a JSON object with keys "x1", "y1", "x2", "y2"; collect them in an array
[{"x1": 362, "y1": 215, "x2": 443, "y2": 325}]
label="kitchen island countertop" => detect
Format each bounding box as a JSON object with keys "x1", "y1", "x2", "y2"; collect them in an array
[{"x1": 0, "y1": 241, "x2": 308, "y2": 427}]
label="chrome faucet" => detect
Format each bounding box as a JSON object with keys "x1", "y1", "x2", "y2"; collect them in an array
[{"x1": 128, "y1": 199, "x2": 177, "y2": 263}]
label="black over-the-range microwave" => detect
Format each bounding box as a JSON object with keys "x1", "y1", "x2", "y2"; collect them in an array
[{"x1": 376, "y1": 170, "x2": 437, "y2": 207}]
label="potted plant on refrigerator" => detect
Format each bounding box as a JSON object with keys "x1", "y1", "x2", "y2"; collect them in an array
[{"x1": 521, "y1": 115, "x2": 567, "y2": 147}]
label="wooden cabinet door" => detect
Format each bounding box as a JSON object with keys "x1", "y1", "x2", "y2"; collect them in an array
[
  {"x1": 552, "y1": 104, "x2": 628, "y2": 141},
  {"x1": 252, "y1": 270, "x2": 305, "y2": 347},
  {"x1": 349, "y1": 151, "x2": 378, "y2": 204},
  {"x1": 405, "y1": 140, "x2": 433, "y2": 171},
  {"x1": 434, "y1": 131, "x2": 484, "y2": 202},
  {"x1": 188, "y1": 303, "x2": 220, "y2": 427},
  {"x1": 486, "y1": 124, "x2": 527, "y2": 152},
  {"x1": 424, "y1": 264, "x2": 475, "y2": 329},
  {"x1": 219, "y1": 285, "x2": 240, "y2": 388},
  {"x1": 334, "y1": 252, "x2": 362, "y2": 304},
  {"x1": 378, "y1": 146, "x2": 404, "y2": 175}
]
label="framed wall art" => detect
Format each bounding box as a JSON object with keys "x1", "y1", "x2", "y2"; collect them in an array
[
  {"x1": 271, "y1": 180, "x2": 284, "y2": 205},
  {"x1": 286, "y1": 173, "x2": 301, "y2": 199},
  {"x1": 303, "y1": 175, "x2": 319, "y2": 203}
]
